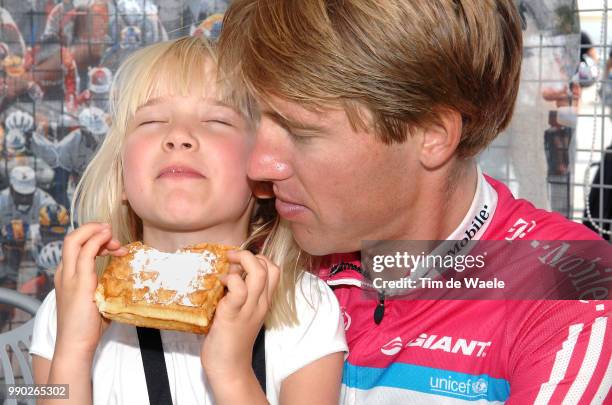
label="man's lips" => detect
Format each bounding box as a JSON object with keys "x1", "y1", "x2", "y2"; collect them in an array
[
  {"x1": 274, "y1": 196, "x2": 308, "y2": 219},
  {"x1": 157, "y1": 165, "x2": 205, "y2": 179}
]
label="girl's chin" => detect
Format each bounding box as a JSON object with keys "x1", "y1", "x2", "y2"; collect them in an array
[
  {"x1": 141, "y1": 217, "x2": 237, "y2": 237},
  {"x1": 145, "y1": 219, "x2": 213, "y2": 233}
]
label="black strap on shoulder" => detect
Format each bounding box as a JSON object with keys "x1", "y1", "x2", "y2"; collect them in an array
[
  {"x1": 137, "y1": 327, "x2": 174, "y2": 405},
  {"x1": 137, "y1": 326, "x2": 266, "y2": 404},
  {"x1": 252, "y1": 327, "x2": 266, "y2": 393}
]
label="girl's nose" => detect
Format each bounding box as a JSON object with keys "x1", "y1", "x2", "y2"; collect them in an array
[
  {"x1": 162, "y1": 125, "x2": 198, "y2": 151},
  {"x1": 164, "y1": 140, "x2": 193, "y2": 150}
]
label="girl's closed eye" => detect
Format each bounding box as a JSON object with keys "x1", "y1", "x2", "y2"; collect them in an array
[
  {"x1": 199, "y1": 106, "x2": 244, "y2": 129},
  {"x1": 203, "y1": 118, "x2": 232, "y2": 126},
  {"x1": 132, "y1": 106, "x2": 170, "y2": 128},
  {"x1": 139, "y1": 120, "x2": 166, "y2": 126},
  {"x1": 133, "y1": 114, "x2": 169, "y2": 127}
]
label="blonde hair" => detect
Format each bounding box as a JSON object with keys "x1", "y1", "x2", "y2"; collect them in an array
[
  {"x1": 219, "y1": 0, "x2": 523, "y2": 158},
  {"x1": 73, "y1": 36, "x2": 305, "y2": 328}
]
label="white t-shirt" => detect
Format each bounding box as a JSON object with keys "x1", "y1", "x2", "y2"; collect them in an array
[{"x1": 30, "y1": 272, "x2": 347, "y2": 405}]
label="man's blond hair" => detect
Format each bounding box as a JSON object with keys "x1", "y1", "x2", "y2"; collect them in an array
[{"x1": 219, "y1": 0, "x2": 523, "y2": 157}]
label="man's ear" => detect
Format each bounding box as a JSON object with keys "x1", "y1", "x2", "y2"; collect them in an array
[{"x1": 418, "y1": 109, "x2": 462, "y2": 170}]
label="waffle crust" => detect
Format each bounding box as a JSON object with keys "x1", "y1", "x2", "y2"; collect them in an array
[{"x1": 95, "y1": 241, "x2": 233, "y2": 334}]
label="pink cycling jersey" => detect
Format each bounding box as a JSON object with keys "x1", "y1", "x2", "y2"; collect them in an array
[{"x1": 320, "y1": 170, "x2": 611, "y2": 404}]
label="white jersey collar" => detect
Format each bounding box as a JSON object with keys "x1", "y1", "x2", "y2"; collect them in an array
[{"x1": 444, "y1": 166, "x2": 498, "y2": 242}]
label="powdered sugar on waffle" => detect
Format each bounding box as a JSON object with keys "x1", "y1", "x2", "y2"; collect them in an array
[{"x1": 130, "y1": 247, "x2": 217, "y2": 307}]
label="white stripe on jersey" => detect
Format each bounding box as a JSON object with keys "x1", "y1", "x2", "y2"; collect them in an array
[
  {"x1": 327, "y1": 278, "x2": 363, "y2": 288},
  {"x1": 534, "y1": 323, "x2": 583, "y2": 405},
  {"x1": 340, "y1": 386, "x2": 505, "y2": 405},
  {"x1": 591, "y1": 344, "x2": 612, "y2": 405},
  {"x1": 562, "y1": 317, "x2": 608, "y2": 405}
]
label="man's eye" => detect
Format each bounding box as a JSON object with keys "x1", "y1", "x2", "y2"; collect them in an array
[{"x1": 288, "y1": 130, "x2": 313, "y2": 142}]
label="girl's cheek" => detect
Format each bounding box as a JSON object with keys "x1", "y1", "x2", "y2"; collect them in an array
[
  {"x1": 123, "y1": 135, "x2": 148, "y2": 161},
  {"x1": 214, "y1": 136, "x2": 252, "y2": 165},
  {"x1": 122, "y1": 139, "x2": 147, "y2": 181}
]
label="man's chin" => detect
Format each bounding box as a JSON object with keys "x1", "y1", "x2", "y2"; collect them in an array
[{"x1": 291, "y1": 226, "x2": 358, "y2": 256}]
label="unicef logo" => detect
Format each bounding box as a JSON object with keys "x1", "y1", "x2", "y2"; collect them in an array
[{"x1": 472, "y1": 378, "x2": 488, "y2": 395}]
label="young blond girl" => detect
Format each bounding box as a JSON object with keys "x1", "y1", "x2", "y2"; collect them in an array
[{"x1": 29, "y1": 36, "x2": 346, "y2": 405}]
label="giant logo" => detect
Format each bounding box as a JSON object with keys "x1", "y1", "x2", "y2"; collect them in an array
[
  {"x1": 380, "y1": 337, "x2": 403, "y2": 356},
  {"x1": 380, "y1": 333, "x2": 492, "y2": 357}
]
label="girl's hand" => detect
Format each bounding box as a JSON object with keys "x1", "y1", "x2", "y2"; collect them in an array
[
  {"x1": 201, "y1": 250, "x2": 280, "y2": 382},
  {"x1": 53, "y1": 223, "x2": 127, "y2": 360}
]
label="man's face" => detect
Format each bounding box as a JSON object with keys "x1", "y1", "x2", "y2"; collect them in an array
[{"x1": 248, "y1": 98, "x2": 421, "y2": 255}]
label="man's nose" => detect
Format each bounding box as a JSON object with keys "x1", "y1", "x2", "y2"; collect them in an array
[{"x1": 247, "y1": 123, "x2": 292, "y2": 183}]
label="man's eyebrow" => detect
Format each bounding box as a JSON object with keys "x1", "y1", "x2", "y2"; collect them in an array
[{"x1": 262, "y1": 110, "x2": 323, "y2": 132}]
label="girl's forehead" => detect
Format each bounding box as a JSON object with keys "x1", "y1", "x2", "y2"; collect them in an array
[
  {"x1": 115, "y1": 48, "x2": 249, "y2": 122},
  {"x1": 148, "y1": 63, "x2": 218, "y2": 98},
  {"x1": 134, "y1": 65, "x2": 220, "y2": 112},
  {"x1": 135, "y1": 95, "x2": 231, "y2": 112},
  {"x1": 144, "y1": 81, "x2": 219, "y2": 105}
]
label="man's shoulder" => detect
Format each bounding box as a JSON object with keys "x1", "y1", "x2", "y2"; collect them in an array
[{"x1": 483, "y1": 174, "x2": 602, "y2": 241}]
